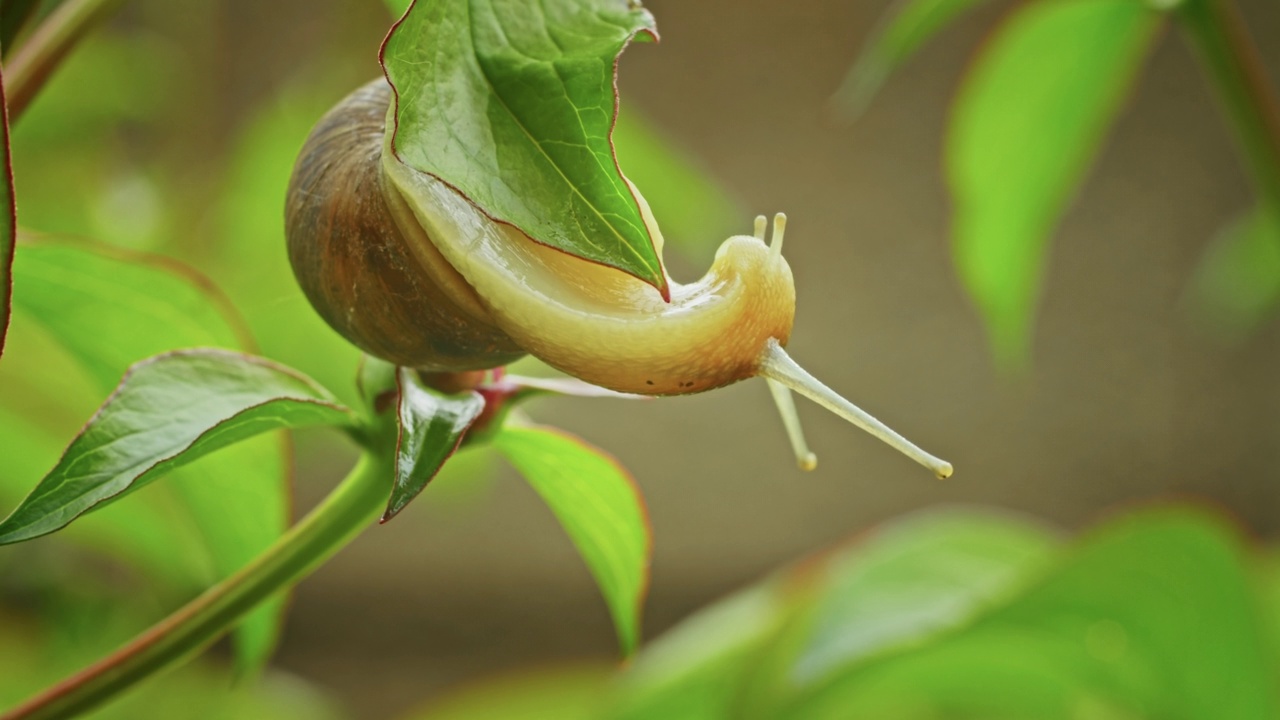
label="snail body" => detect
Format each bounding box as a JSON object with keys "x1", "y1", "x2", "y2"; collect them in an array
[
  {"x1": 287, "y1": 79, "x2": 952, "y2": 478},
  {"x1": 291, "y1": 79, "x2": 793, "y2": 395},
  {"x1": 381, "y1": 127, "x2": 795, "y2": 396}
]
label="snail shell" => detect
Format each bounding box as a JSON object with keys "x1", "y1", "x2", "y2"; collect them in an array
[
  {"x1": 286, "y1": 80, "x2": 525, "y2": 371},
  {"x1": 287, "y1": 79, "x2": 795, "y2": 395}
]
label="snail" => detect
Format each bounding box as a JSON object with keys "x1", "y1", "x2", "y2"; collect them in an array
[{"x1": 286, "y1": 78, "x2": 952, "y2": 478}]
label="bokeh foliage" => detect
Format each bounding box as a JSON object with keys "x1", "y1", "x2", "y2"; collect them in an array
[
  {"x1": 842, "y1": 0, "x2": 1280, "y2": 365},
  {"x1": 1, "y1": 0, "x2": 1277, "y2": 717}
]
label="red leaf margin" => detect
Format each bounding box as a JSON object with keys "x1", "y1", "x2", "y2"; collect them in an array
[
  {"x1": 0, "y1": 66, "x2": 16, "y2": 360},
  {"x1": 377, "y1": 0, "x2": 670, "y2": 301}
]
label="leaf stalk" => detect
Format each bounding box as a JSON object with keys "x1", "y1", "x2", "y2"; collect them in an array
[{"x1": 0, "y1": 451, "x2": 392, "y2": 720}]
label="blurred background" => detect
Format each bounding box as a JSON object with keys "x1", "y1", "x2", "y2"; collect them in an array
[{"x1": 1, "y1": 0, "x2": 1279, "y2": 717}]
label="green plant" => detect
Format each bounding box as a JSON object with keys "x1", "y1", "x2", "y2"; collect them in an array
[
  {"x1": 400, "y1": 506, "x2": 1280, "y2": 720},
  {"x1": 838, "y1": 0, "x2": 1280, "y2": 362},
  {"x1": 0, "y1": 0, "x2": 956, "y2": 716},
  {"x1": 1, "y1": 0, "x2": 1277, "y2": 718}
]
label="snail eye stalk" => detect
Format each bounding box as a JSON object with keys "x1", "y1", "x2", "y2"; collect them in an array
[
  {"x1": 767, "y1": 376, "x2": 818, "y2": 471},
  {"x1": 769, "y1": 212, "x2": 786, "y2": 259},
  {"x1": 753, "y1": 212, "x2": 815, "y2": 470}
]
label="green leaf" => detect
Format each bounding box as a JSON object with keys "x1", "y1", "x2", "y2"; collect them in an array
[
  {"x1": 674, "y1": 508, "x2": 1060, "y2": 719},
  {"x1": 604, "y1": 507, "x2": 1274, "y2": 719},
  {"x1": 0, "y1": 352, "x2": 213, "y2": 587},
  {"x1": 10, "y1": 242, "x2": 247, "y2": 388},
  {"x1": 494, "y1": 424, "x2": 650, "y2": 656},
  {"x1": 1188, "y1": 206, "x2": 1280, "y2": 340},
  {"x1": 383, "y1": 367, "x2": 486, "y2": 521},
  {"x1": 0, "y1": 349, "x2": 356, "y2": 544},
  {"x1": 784, "y1": 509, "x2": 1277, "y2": 720},
  {"x1": 383, "y1": 0, "x2": 412, "y2": 18},
  {"x1": 606, "y1": 509, "x2": 1057, "y2": 719},
  {"x1": 0, "y1": 68, "x2": 14, "y2": 359},
  {"x1": 948, "y1": 0, "x2": 1160, "y2": 366},
  {"x1": 782, "y1": 509, "x2": 1060, "y2": 686},
  {"x1": 832, "y1": 0, "x2": 996, "y2": 120},
  {"x1": 382, "y1": 0, "x2": 667, "y2": 294},
  {"x1": 7, "y1": 240, "x2": 288, "y2": 670},
  {"x1": 606, "y1": 583, "x2": 795, "y2": 720}
]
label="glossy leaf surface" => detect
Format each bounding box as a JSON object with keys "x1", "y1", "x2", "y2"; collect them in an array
[
  {"x1": 0, "y1": 349, "x2": 356, "y2": 544},
  {"x1": 382, "y1": 0, "x2": 666, "y2": 293},
  {"x1": 833, "y1": 0, "x2": 996, "y2": 118},
  {"x1": 948, "y1": 0, "x2": 1160, "y2": 365},
  {"x1": 7, "y1": 241, "x2": 290, "y2": 669},
  {"x1": 384, "y1": 368, "x2": 486, "y2": 521},
  {"x1": 494, "y1": 425, "x2": 650, "y2": 656},
  {"x1": 0, "y1": 326, "x2": 212, "y2": 586}
]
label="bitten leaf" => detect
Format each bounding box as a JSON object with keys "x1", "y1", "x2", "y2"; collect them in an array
[
  {"x1": 382, "y1": 0, "x2": 666, "y2": 294},
  {"x1": 383, "y1": 367, "x2": 486, "y2": 521}
]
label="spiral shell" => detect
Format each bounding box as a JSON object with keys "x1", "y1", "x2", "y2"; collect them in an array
[{"x1": 286, "y1": 80, "x2": 525, "y2": 371}]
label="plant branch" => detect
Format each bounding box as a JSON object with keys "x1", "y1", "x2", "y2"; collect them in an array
[
  {"x1": 1, "y1": 452, "x2": 393, "y2": 720},
  {"x1": 3, "y1": 0, "x2": 128, "y2": 122},
  {"x1": 1178, "y1": 0, "x2": 1280, "y2": 215}
]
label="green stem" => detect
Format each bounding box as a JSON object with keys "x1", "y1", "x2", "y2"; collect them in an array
[
  {"x1": 3, "y1": 0, "x2": 128, "y2": 122},
  {"x1": 1, "y1": 452, "x2": 392, "y2": 720},
  {"x1": 1178, "y1": 0, "x2": 1280, "y2": 215}
]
